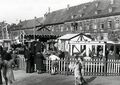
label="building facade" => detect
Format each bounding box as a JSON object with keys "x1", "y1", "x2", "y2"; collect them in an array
[{"x1": 10, "y1": 0, "x2": 120, "y2": 43}]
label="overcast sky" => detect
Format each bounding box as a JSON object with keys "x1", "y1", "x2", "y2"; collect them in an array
[{"x1": 0, "y1": 0, "x2": 93, "y2": 24}]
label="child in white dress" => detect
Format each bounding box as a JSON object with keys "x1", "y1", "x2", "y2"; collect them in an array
[{"x1": 74, "y1": 57, "x2": 86, "y2": 85}]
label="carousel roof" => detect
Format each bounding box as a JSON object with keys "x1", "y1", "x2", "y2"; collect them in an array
[{"x1": 58, "y1": 33, "x2": 79, "y2": 40}]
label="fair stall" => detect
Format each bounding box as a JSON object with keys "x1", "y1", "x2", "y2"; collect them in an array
[
  {"x1": 57, "y1": 33, "x2": 93, "y2": 55},
  {"x1": 69, "y1": 41, "x2": 106, "y2": 59}
]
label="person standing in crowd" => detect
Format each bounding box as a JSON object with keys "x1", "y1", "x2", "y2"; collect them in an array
[
  {"x1": 0, "y1": 46, "x2": 3, "y2": 85},
  {"x1": 11, "y1": 50, "x2": 18, "y2": 70},
  {"x1": 35, "y1": 40, "x2": 45, "y2": 74},
  {"x1": 29, "y1": 41, "x2": 36, "y2": 73},
  {"x1": 49, "y1": 52, "x2": 60, "y2": 75},
  {"x1": 24, "y1": 46, "x2": 31, "y2": 73},
  {"x1": 3, "y1": 49, "x2": 15, "y2": 85}
]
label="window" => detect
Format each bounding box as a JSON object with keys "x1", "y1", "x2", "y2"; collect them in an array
[
  {"x1": 86, "y1": 25, "x2": 90, "y2": 30},
  {"x1": 115, "y1": 17, "x2": 120, "y2": 28},
  {"x1": 71, "y1": 22, "x2": 78, "y2": 31},
  {"x1": 100, "y1": 23, "x2": 104, "y2": 29},
  {"x1": 95, "y1": 2, "x2": 99, "y2": 7},
  {"x1": 79, "y1": 22, "x2": 83, "y2": 30},
  {"x1": 86, "y1": 20, "x2": 90, "y2": 30},
  {"x1": 66, "y1": 27, "x2": 69, "y2": 31},
  {"x1": 95, "y1": 10, "x2": 101, "y2": 14},
  {"x1": 51, "y1": 27, "x2": 54, "y2": 31},
  {"x1": 109, "y1": 8, "x2": 112, "y2": 13},
  {"x1": 74, "y1": 23, "x2": 78, "y2": 31},
  {"x1": 95, "y1": 11, "x2": 98, "y2": 15},
  {"x1": 61, "y1": 27, "x2": 63, "y2": 32},
  {"x1": 108, "y1": 21, "x2": 112, "y2": 28},
  {"x1": 93, "y1": 24, "x2": 97, "y2": 30}
]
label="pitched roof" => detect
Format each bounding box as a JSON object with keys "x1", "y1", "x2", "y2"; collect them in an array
[
  {"x1": 16, "y1": 17, "x2": 43, "y2": 30},
  {"x1": 43, "y1": 0, "x2": 120, "y2": 25},
  {"x1": 13, "y1": 0, "x2": 120, "y2": 35}
]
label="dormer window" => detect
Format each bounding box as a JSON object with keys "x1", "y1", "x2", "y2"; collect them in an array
[
  {"x1": 95, "y1": 2, "x2": 99, "y2": 7},
  {"x1": 83, "y1": 6, "x2": 86, "y2": 9},
  {"x1": 79, "y1": 14, "x2": 82, "y2": 17},
  {"x1": 95, "y1": 10, "x2": 101, "y2": 14},
  {"x1": 95, "y1": 11, "x2": 98, "y2": 15},
  {"x1": 71, "y1": 15, "x2": 76, "y2": 19},
  {"x1": 79, "y1": 13, "x2": 84, "y2": 17},
  {"x1": 110, "y1": 0, "x2": 114, "y2": 4}
]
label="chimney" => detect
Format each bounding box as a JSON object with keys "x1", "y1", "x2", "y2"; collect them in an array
[
  {"x1": 67, "y1": 4, "x2": 70, "y2": 10},
  {"x1": 19, "y1": 20, "x2": 22, "y2": 23}
]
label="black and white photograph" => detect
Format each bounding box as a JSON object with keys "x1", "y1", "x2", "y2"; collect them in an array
[{"x1": 0, "y1": 0, "x2": 120, "y2": 85}]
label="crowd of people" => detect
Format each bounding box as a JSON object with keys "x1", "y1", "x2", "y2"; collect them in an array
[{"x1": 24, "y1": 40, "x2": 46, "y2": 74}]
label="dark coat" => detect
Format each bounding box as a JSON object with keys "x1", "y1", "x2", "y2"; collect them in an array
[
  {"x1": 3, "y1": 52, "x2": 12, "y2": 61},
  {"x1": 35, "y1": 42, "x2": 43, "y2": 53},
  {"x1": 36, "y1": 52, "x2": 45, "y2": 71}
]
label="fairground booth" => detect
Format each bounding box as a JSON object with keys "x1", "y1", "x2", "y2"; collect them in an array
[{"x1": 57, "y1": 33, "x2": 120, "y2": 59}]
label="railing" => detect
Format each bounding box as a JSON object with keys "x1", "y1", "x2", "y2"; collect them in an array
[
  {"x1": 46, "y1": 58, "x2": 120, "y2": 76},
  {"x1": 17, "y1": 55, "x2": 26, "y2": 71},
  {"x1": 17, "y1": 56, "x2": 120, "y2": 76}
]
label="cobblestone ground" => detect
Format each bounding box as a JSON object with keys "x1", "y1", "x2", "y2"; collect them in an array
[{"x1": 7, "y1": 70, "x2": 120, "y2": 85}]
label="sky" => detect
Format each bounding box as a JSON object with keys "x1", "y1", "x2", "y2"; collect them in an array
[{"x1": 0, "y1": 0, "x2": 93, "y2": 24}]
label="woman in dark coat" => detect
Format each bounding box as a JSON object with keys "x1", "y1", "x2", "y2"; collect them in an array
[
  {"x1": 35, "y1": 41, "x2": 45, "y2": 74},
  {"x1": 36, "y1": 52, "x2": 45, "y2": 73}
]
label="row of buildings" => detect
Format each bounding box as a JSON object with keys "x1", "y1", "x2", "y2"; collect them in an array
[{"x1": 3, "y1": 0, "x2": 120, "y2": 44}]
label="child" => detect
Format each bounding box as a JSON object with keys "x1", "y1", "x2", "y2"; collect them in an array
[
  {"x1": 74, "y1": 56, "x2": 86, "y2": 85},
  {"x1": 49, "y1": 51, "x2": 60, "y2": 75}
]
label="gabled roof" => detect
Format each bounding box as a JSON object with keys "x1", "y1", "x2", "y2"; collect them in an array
[{"x1": 58, "y1": 33, "x2": 93, "y2": 41}]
